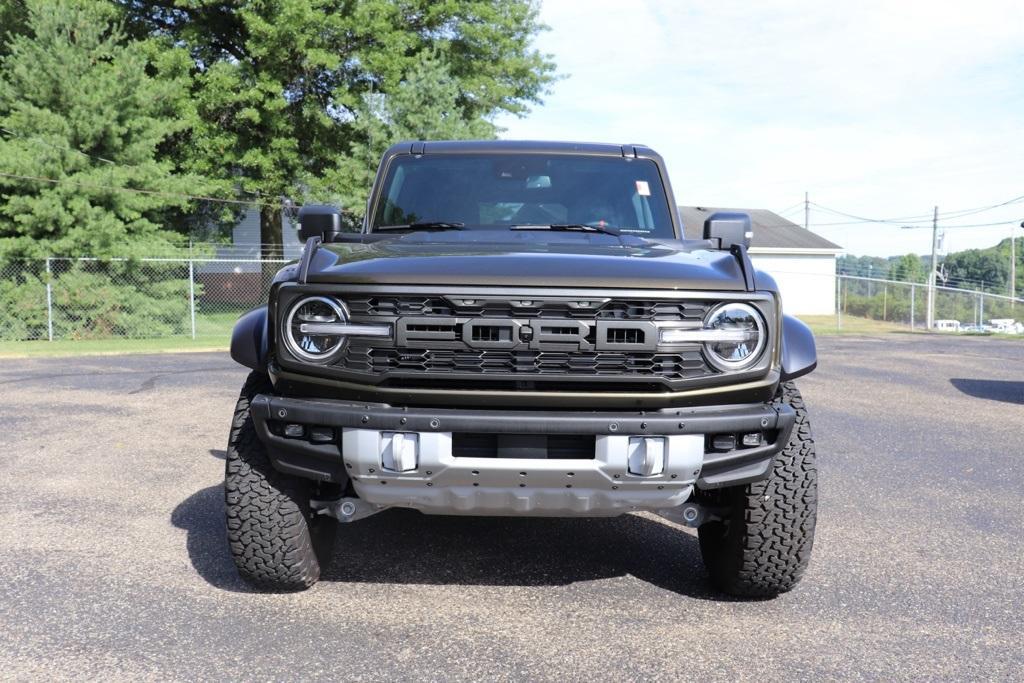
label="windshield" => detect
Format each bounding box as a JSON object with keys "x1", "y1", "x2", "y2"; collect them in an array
[{"x1": 370, "y1": 153, "x2": 676, "y2": 238}]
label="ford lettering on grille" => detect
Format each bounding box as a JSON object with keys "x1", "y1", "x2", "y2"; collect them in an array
[{"x1": 396, "y1": 317, "x2": 660, "y2": 352}]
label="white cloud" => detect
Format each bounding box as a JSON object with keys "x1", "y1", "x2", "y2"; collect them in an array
[{"x1": 498, "y1": 0, "x2": 1024, "y2": 255}]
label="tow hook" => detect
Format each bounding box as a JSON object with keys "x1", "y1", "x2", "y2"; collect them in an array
[
  {"x1": 310, "y1": 497, "x2": 388, "y2": 523},
  {"x1": 656, "y1": 503, "x2": 726, "y2": 528}
]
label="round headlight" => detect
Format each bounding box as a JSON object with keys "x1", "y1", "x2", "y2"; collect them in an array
[
  {"x1": 702, "y1": 303, "x2": 766, "y2": 371},
  {"x1": 284, "y1": 296, "x2": 348, "y2": 362}
]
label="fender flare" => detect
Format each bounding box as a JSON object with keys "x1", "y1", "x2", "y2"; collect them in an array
[
  {"x1": 780, "y1": 314, "x2": 817, "y2": 381},
  {"x1": 230, "y1": 306, "x2": 270, "y2": 372}
]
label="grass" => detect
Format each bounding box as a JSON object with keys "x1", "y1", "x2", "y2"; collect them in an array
[
  {"x1": 799, "y1": 314, "x2": 914, "y2": 336},
  {"x1": 801, "y1": 314, "x2": 1022, "y2": 339},
  {"x1": 0, "y1": 310, "x2": 238, "y2": 358},
  {"x1": 0, "y1": 335, "x2": 230, "y2": 358}
]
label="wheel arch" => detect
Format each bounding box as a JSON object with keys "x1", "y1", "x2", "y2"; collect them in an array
[
  {"x1": 230, "y1": 306, "x2": 270, "y2": 371},
  {"x1": 780, "y1": 314, "x2": 817, "y2": 381}
]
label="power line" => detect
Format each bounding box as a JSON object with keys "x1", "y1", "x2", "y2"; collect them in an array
[
  {"x1": 0, "y1": 127, "x2": 299, "y2": 210},
  {"x1": 808, "y1": 195, "x2": 1024, "y2": 226},
  {"x1": 775, "y1": 202, "x2": 804, "y2": 216},
  {"x1": 0, "y1": 125, "x2": 119, "y2": 166},
  {"x1": 0, "y1": 170, "x2": 290, "y2": 209}
]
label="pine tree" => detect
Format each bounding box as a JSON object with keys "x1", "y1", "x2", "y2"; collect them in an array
[{"x1": 0, "y1": 0, "x2": 204, "y2": 258}]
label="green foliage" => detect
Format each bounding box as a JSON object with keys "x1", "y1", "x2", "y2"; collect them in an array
[
  {"x1": 944, "y1": 238, "x2": 1019, "y2": 294},
  {"x1": 121, "y1": 0, "x2": 555, "y2": 237},
  {"x1": 50, "y1": 262, "x2": 191, "y2": 338},
  {"x1": 839, "y1": 276, "x2": 1019, "y2": 328},
  {"x1": 0, "y1": 259, "x2": 193, "y2": 340},
  {"x1": 837, "y1": 254, "x2": 892, "y2": 279},
  {"x1": 326, "y1": 51, "x2": 499, "y2": 213},
  {"x1": 891, "y1": 253, "x2": 926, "y2": 283},
  {"x1": 0, "y1": 263, "x2": 47, "y2": 339},
  {"x1": 0, "y1": 0, "x2": 209, "y2": 259},
  {"x1": 0, "y1": 0, "x2": 29, "y2": 58},
  {"x1": 841, "y1": 236, "x2": 1022, "y2": 296}
]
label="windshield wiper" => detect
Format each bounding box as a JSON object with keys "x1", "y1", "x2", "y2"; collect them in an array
[
  {"x1": 376, "y1": 222, "x2": 465, "y2": 232},
  {"x1": 511, "y1": 223, "x2": 621, "y2": 237}
]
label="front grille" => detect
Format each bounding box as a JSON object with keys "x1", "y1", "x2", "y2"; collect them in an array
[
  {"x1": 340, "y1": 345, "x2": 707, "y2": 381},
  {"x1": 325, "y1": 293, "x2": 746, "y2": 391}
]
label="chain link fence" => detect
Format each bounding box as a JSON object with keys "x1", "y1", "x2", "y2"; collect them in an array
[
  {"x1": 834, "y1": 274, "x2": 1023, "y2": 333},
  {"x1": 0, "y1": 256, "x2": 287, "y2": 342},
  {"x1": 2, "y1": 260, "x2": 1022, "y2": 343}
]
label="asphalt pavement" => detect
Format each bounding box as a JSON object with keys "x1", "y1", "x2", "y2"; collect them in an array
[{"x1": 1, "y1": 334, "x2": 1022, "y2": 681}]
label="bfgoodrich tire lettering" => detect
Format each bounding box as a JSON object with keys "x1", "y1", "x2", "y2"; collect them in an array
[
  {"x1": 695, "y1": 381, "x2": 818, "y2": 597},
  {"x1": 224, "y1": 371, "x2": 338, "y2": 591}
]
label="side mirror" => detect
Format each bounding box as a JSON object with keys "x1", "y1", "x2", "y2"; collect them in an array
[
  {"x1": 298, "y1": 204, "x2": 346, "y2": 242},
  {"x1": 703, "y1": 212, "x2": 752, "y2": 250}
]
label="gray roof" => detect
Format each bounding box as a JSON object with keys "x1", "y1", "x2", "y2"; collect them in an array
[{"x1": 678, "y1": 206, "x2": 843, "y2": 251}]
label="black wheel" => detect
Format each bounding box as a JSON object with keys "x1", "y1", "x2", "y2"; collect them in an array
[
  {"x1": 224, "y1": 371, "x2": 338, "y2": 591},
  {"x1": 695, "y1": 381, "x2": 818, "y2": 598}
]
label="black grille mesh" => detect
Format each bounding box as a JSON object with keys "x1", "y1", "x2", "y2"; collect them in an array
[
  {"x1": 339, "y1": 345, "x2": 708, "y2": 381},
  {"x1": 335, "y1": 295, "x2": 720, "y2": 386}
]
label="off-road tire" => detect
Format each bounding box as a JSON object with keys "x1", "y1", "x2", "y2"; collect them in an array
[
  {"x1": 696, "y1": 381, "x2": 817, "y2": 598},
  {"x1": 224, "y1": 371, "x2": 338, "y2": 591}
]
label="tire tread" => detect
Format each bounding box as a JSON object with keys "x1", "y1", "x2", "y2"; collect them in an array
[
  {"x1": 224, "y1": 372, "x2": 328, "y2": 591},
  {"x1": 697, "y1": 381, "x2": 818, "y2": 597}
]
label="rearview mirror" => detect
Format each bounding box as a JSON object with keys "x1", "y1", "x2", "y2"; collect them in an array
[
  {"x1": 703, "y1": 212, "x2": 752, "y2": 250},
  {"x1": 298, "y1": 204, "x2": 346, "y2": 242}
]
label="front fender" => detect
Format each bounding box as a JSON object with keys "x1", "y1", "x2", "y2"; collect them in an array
[
  {"x1": 780, "y1": 314, "x2": 817, "y2": 381},
  {"x1": 230, "y1": 306, "x2": 269, "y2": 372}
]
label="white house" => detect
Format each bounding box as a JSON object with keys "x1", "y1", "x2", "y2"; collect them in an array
[{"x1": 679, "y1": 206, "x2": 843, "y2": 316}]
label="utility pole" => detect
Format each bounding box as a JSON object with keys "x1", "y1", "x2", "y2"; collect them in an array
[
  {"x1": 804, "y1": 192, "x2": 809, "y2": 230},
  {"x1": 927, "y1": 206, "x2": 938, "y2": 330},
  {"x1": 1013, "y1": 221, "x2": 1020, "y2": 307}
]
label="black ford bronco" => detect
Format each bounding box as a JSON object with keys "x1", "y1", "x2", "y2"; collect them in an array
[{"x1": 226, "y1": 140, "x2": 818, "y2": 597}]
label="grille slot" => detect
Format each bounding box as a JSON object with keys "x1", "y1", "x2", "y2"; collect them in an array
[
  {"x1": 471, "y1": 325, "x2": 513, "y2": 342},
  {"x1": 606, "y1": 328, "x2": 644, "y2": 345}
]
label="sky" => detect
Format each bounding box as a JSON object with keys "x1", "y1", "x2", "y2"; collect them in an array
[{"x1": 495, "y1": 0, "x2": 1024, "y2": 257}]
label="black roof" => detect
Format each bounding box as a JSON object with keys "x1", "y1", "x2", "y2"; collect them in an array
[
  {"x1": 387, "y1": 139, "x2": 658, "y2": 158},
  {"x1": 678, "y1": 206, "x2": 843, "y2": 251}
]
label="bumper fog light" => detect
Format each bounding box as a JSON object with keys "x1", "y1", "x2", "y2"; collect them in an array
[
  {"x1": 627, "y1": 436, "x2": 666, "y2": 476},
  {"x1": 284, "y1": 423, "x2": 305, "y2": 438},
  {"x1": 741, "y1": 433, "x2": 762, "y2": 447},
  {"x1": 309, "y1": 426, "x2": 334, "y2": 443},
  {"x1": 381, "y1": 432, "x2": 419, "y2": 472},
  {"x1": 712, "y1": 434, "x2": 736, "y2": 451}
]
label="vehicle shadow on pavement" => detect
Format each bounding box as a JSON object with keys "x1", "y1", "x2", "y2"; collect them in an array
[
  {"x1": 172, "y1": 485, "x2": 726, "y2": 599},
  {"x1": 949, "y1": 378, "x2": 1024, "y2": 405},
  {"x1": 171, "y1": 485, "x2": 253, "y2": 592}
]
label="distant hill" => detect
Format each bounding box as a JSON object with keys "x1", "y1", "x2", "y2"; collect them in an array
[{"x1": 839, "y1": 237, "x2": 1021, "y2": 295}]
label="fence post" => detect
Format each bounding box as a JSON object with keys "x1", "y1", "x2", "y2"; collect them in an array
[
  {"x1": 910, "y1": 284, "x2": 915, "y2": 331},
  {"x1": 835, "y1": 275, "x2": 842, "y2": 330},
  {"x1": 188, "y1": 256, "x2": 196, "y2": 340},
  {"x1": 45, "y1": 257, "x2": 54, "y2": 342}
]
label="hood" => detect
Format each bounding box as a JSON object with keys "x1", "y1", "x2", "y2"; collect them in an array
[{"x1": 305, "y1": 231, "x2": 747, "y2": 291}]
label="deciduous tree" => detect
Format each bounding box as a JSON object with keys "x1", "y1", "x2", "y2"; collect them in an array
[{"x1": 120, "y1": 0, "x2": 555, "y2": 251}]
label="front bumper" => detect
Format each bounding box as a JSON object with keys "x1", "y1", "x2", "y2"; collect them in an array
[{"x1": 249, "y1": 396, "x2": 795, "y2": 517}]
